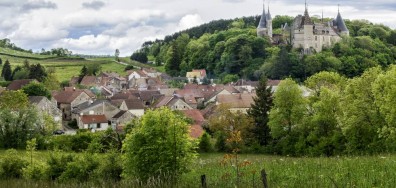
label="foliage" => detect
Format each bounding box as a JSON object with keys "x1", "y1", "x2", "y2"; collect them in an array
[
  {"x1": 199, "y1": 132, "x2": 213, "y2": 152},
  {"x1": 22, "y1": 82, "x2": 52, "y2": 99},
  {"x1": 93, "y1": 151, "x2": 122, "y2": 181},
  {"x1": 1, "y1": 59, "x2": 12, "y2": 81},
  {"x1": 29, "y1": 63, "x2": 47, "y2": 82},
  {"x1": 247, "y1": 77, "x2": 273, "y2": 146},
  {"x1": 0, "y1": 149, "x2": 28, "y2": 179},
  {"x1": 58, "y1": 153, "x2": 99, "y2": 182},
  {"x1": 130, "y1": 51, "x2": 148, "y2": 63},
  {"x1": 0, "y1": 106, "x2": 43, "y2": 149},
  {"x1": 0, "y1": 90, "x2": 29, "y2": 110},
  {"x1": 208, "y1": 104, "x2": 254, "y2": 148},
  {"x1": 122, "y1": 107, "x2": 197, "y2": 182},
  {"x1": 43, "y1": 73, "x2": 61, "y2": 91},
  {"x1": 46, "y1": 152, "x2": 75, "y2": 180}
]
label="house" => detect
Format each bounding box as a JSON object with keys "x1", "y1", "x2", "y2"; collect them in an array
[
  {"x1": 186, "y1": 69, "x2": 207, "y2": 84},
  {"x1": 119, "y1": 99, "x2": 145, "y2": 117},
  {"x1": 29, "y1": 96, "x2": 62, "y2": 125},
  {"x1": 138, "y1": 90, "x2": 162, "y2": 106},
  {"x1": 69, "y1": 76, "x2": 80, "y2": 86},
  {"x1": 6, "y1": 79, "x2": 37, "y2": 90},
  {"x1": 111, "y1": 110, "x2": 135, "y2": 127},
  {"x1": 127, "y1": 70, "x2": 148, "y2": 81},
  {"x1": 79, "y1": 115, "x2": 109, "y2": 131},
  {"x1": 80, "y1": 76, "x2": 98, "y2": 87},
  {"x1": 71, "y1": 99, "x2": 120, "y2": 121},
  {"x1": 52, "y1": 90, "x2": 92, "y2": 120},
  {"x1": 159, "y1": 88, "x2": 178, "y2": 97},
  {"x1": 175, "y1": 89, "x2": 205, "y2": 109},
  {"x1": 129, "y1": 78, "x2": 148, "y2": 90},
  {"x1": 153, "y1": 96, "x2": 193, "y2": 110},
  {"x1": 216, "y1": 94, "x2": 255, "y2": 113},
  {"x1": 142, "y1": 68, "x2": 162, "y2": 78},
  {"x1": 181, "y1": 109, "x2": 205, "y2": 139}
]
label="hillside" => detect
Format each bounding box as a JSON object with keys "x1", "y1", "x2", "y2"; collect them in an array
[
  {"x1": 0, "y1": 44, "x2": 149, "y2": 83},
  {"x1": 136, "y1": 16, "x2": 396, "y2": 82}
]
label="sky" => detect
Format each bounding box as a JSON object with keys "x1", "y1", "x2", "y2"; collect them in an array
[{"x1": 0, "y1": 0, "x2": 395, "y2": 56}]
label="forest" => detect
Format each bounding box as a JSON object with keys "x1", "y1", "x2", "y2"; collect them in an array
[{"x1": 132, "y1": 15, "x2": 396, "y2": 83}]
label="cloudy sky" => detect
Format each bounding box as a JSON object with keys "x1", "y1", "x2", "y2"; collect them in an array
[{"x1": 0, "y1": 0, "x2": 395, "y2": 56}]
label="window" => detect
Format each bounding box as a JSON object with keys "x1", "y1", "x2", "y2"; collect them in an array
[
  {"x1": 315, "y1": 36, "x2": 317, "y2": 41},
  {"x1": 97, "y1": 123, "x2": 101, "y2": 129}
]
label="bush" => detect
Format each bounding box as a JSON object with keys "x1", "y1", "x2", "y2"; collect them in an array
[
  {"x1": 199, "y1": 132, "x2": 213, "y2": 152},
  {"x1": 58, "y1": 153, "x2": 99, "y2": 182},
  {"x1": 47, "y1": 152, "x2": 75, "y2": 180},
  {"x1": 94, "y1": 151, "x2": 122, "y2": 181},
  {"x1": 22, "y1": 162, "x2": 48, "y2": 180},
  {"x1": 124, "y1": 65, "x2": 134, "y2": 71},
  {"x1": 0, "y1": 149, "x2": 28, "y2": 179}
]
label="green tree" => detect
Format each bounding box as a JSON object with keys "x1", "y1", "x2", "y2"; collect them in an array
[
  {"x1": 122, "y1": 107, "x2": 197, "y2": 182},
  {"x1": 0, "y1": 90, "x2": 29, "y2": 110},
  {"x1": 268, "y1": 79, "x2": 307, "y2": 155},
  {"x1": 1, "y1": 60, "x2": 12, "y2": 81},
  {"x1": 43, "y1": 73, "x2": 61, "y2": 91},
  {"x1": 29, "y1": 64, "x2": 47, "y2": 82},
  {"x1": 199, "y1": 132, "x2": 213, "y2": 152},
  {"x1": 22, "y1": 82, "x2": 52, "y2": 99},
  {"x1": 86, "y1": 63, "x2": 102, "y2": 76},
  {"x1": 115, "y1": 49, "x2": 120, "y2": 61},
  {"x1": 248, "y1": 77, "x2": 273, "y2": 146},
  {"x1": 0, "y1": 57, "x2": 2, "y2": 65}
]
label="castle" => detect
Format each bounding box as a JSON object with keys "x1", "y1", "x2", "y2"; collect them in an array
[{"x1": 257, "y1": 2, "x2": 349, "y2": 53}]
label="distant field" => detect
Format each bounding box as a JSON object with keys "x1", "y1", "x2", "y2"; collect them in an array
[
  {"x1": 0, "y1": 150, "x2": 395, "y2": 187},
  {"x1": 0, "y1": 47, "x2": 55, "y2": 59},
  {"x1": 0, "y1": 54, "x2": 128, "y2": 82}
]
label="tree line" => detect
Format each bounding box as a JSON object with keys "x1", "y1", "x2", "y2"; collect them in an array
[{"x1": 133, "y1": 16, "x2": 395, "y2": 83}]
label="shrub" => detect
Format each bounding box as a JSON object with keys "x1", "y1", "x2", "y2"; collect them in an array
[
  {"x1": 47, "y1": 152, "x2": 75, "y2": 180},
  {"x1": 22, "y1": 162, "x2": 49, "y2": 180},
  {"x1": 0, "y1": 149, "x2": 28, "y2": 179},
  {"x1": 94, "y1": 151, "x2": 122, "y2": 181},
  {"x1": 58, "y1": 153, "x2": 99, "y2": 182},
  {"x1": 199, "y1": 132, "x2": 213, "y2": 152}
]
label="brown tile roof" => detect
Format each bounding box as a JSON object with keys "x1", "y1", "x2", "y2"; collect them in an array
[
  {"x1": 139, "y1": 90, "x2": 161, "y2": 101},
  {"x1": 80, "y1": 76, "x2": 97, "y2": 86},
  {"x1": 189, "y1": 124, "x2": 204, "y2": 139},
  {"x1": 28, "y1": 96, "x2": 46, "y2": 104},
  {"x1": 53, "y1": 90, "x2": 86, "y2": 104},
  {"x1": 153, "y1": 96, "x2": 174, "y2": 108},
  {"x1": 192, "y1": 69, "x2": 206, "y2": 78},
  {"x1": 124, "y1": 99, "x2": 145, "y2": 109},
  {"x1": 182, "y1": 109, "x2": 205, "y2": 125},
  {"x1": 217, "y1": 94, "x2": 255, "y2": 108},
  {"x1": 159, "y1": 88, "x2": 178, "y2": 97},
  {"x1": 184, "y1": 95, "x2": 197, "y2": 104},
  {"x1": 267, "y1": 79, "x2": 281, "y2": 86},
  {"x1": 81, "y1": 115, "x2": 107, "y2": 124},
  {"x1": 111, "y1": 92, "x2": 137, "y2": 100},
  {"x1": 110, "y1": 99, "x2": 124, "y2": 108},
  {"x1": 112, "y1": 110, "x2": 128, "y2": 119},
  {"x1": 6, "y1": 79, "x2": 36, "y2": 90},
  {"x1": 69, "y1": 76, "x2": 80, "y2": 86},
  {"x1": 174, "y1": 89, "x2": 204, "y2": 98}
]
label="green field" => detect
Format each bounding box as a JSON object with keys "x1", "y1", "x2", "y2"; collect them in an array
[
  {"x1": 0, "y1": 55, "x2": 138, "y2": 82},
  {"x1": 0, "y1": 150, "x2": 395, "y2": 188}
]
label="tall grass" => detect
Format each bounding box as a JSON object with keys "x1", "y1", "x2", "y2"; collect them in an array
[{"x1": 1, "y1": 151, "x2": 395, "y2": 187}]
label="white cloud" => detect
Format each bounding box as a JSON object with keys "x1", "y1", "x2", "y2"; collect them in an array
[
  {"x1": 0, "y1": 0, "x2": 394, "y2": 56},
  {"x1": 177, "y1": 14, "x2": 204, "y2": 31}
]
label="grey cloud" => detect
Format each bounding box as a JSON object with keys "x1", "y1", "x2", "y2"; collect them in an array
[
  {"x1": 21, "y1": 0, "x2": 57, "y2": 11},
  {"x1": 82, "y1": 1, "x2": 105, "y2": 10},
  {"x1": 280, "y1": 0, "x2": 396, "y2": 11}
]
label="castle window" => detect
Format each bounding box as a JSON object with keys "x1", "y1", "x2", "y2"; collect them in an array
[{"x1": 315, "y1": 36, "x2": 317, "y2": 41}]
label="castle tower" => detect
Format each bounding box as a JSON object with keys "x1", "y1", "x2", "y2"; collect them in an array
[
  {"x1": 302, "y1": 2, "x2": 314, "y2": 52},
  {"x1": 334, "y1": 5, "x2": 349, "y2": 36},
  {"x1": 266, "y1": 6, "x2": 273, "y2": 38},
  {"x1": 257, "y1": 1, "x2": 272, "y2": 39}
]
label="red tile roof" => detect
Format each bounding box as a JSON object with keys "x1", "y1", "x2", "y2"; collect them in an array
[
  {"x1": 81, "y1": 115, "x2": 107, "y2": 124},
  {"x1": 80, "y1": 76, "x2": 97, "y2": 86},
  {"x1": 189, "y1": 124, "x2": 204, "y2": 139},
  {"x1": 6, "y1": 79, "x2": 36, "y2": 90},
  {"x1": 217, "y1": 94, "x2": 255, "y2": 108},
  {"x1": 182, "y1": 109, "x2": 205, "y2": 125}
]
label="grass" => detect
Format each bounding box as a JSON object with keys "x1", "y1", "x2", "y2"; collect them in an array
[
  {"x1": 0, "y1": 150, "x2": 395, "y2": 187},
  {"x1": 0, "y1": 55, "x2": 128, "y2": 82},
  {"x1": 0, "y1": 47, "x2": 55, "y2": 59}
]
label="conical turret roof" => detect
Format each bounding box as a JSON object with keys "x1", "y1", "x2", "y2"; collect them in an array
[
  {"x1": 303, "y1": 6, "x2": 313, "y2": 25},
  {"x1": 335, "y1": 12, "x2": 348, "y2": 32},
  {"x1": 266, "y1": 7, "x2": 272, "y2": 20},
  {"x1": 258, "y1": 4, "x2": 267, "y2": 28}
]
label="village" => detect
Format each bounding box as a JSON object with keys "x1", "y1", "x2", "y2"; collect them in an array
[{"x1": 3, "y1": 67, "x2": 289, "y2": 138}]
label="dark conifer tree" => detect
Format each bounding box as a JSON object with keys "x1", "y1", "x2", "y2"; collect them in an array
[
  {"x1": 1, "y1": 60, "x2": 12, "y2": 81},
  {"x1": 247, "y1": 77, "x2": 273, "y2": 145}
]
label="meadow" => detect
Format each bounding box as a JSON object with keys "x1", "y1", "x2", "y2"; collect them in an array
[
  {"x1": 0, "y1": 55, "x2": 131, "y2": 82},
  {"x1": 0, "y1": 150, "x2": 395, "y2": 188}
]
